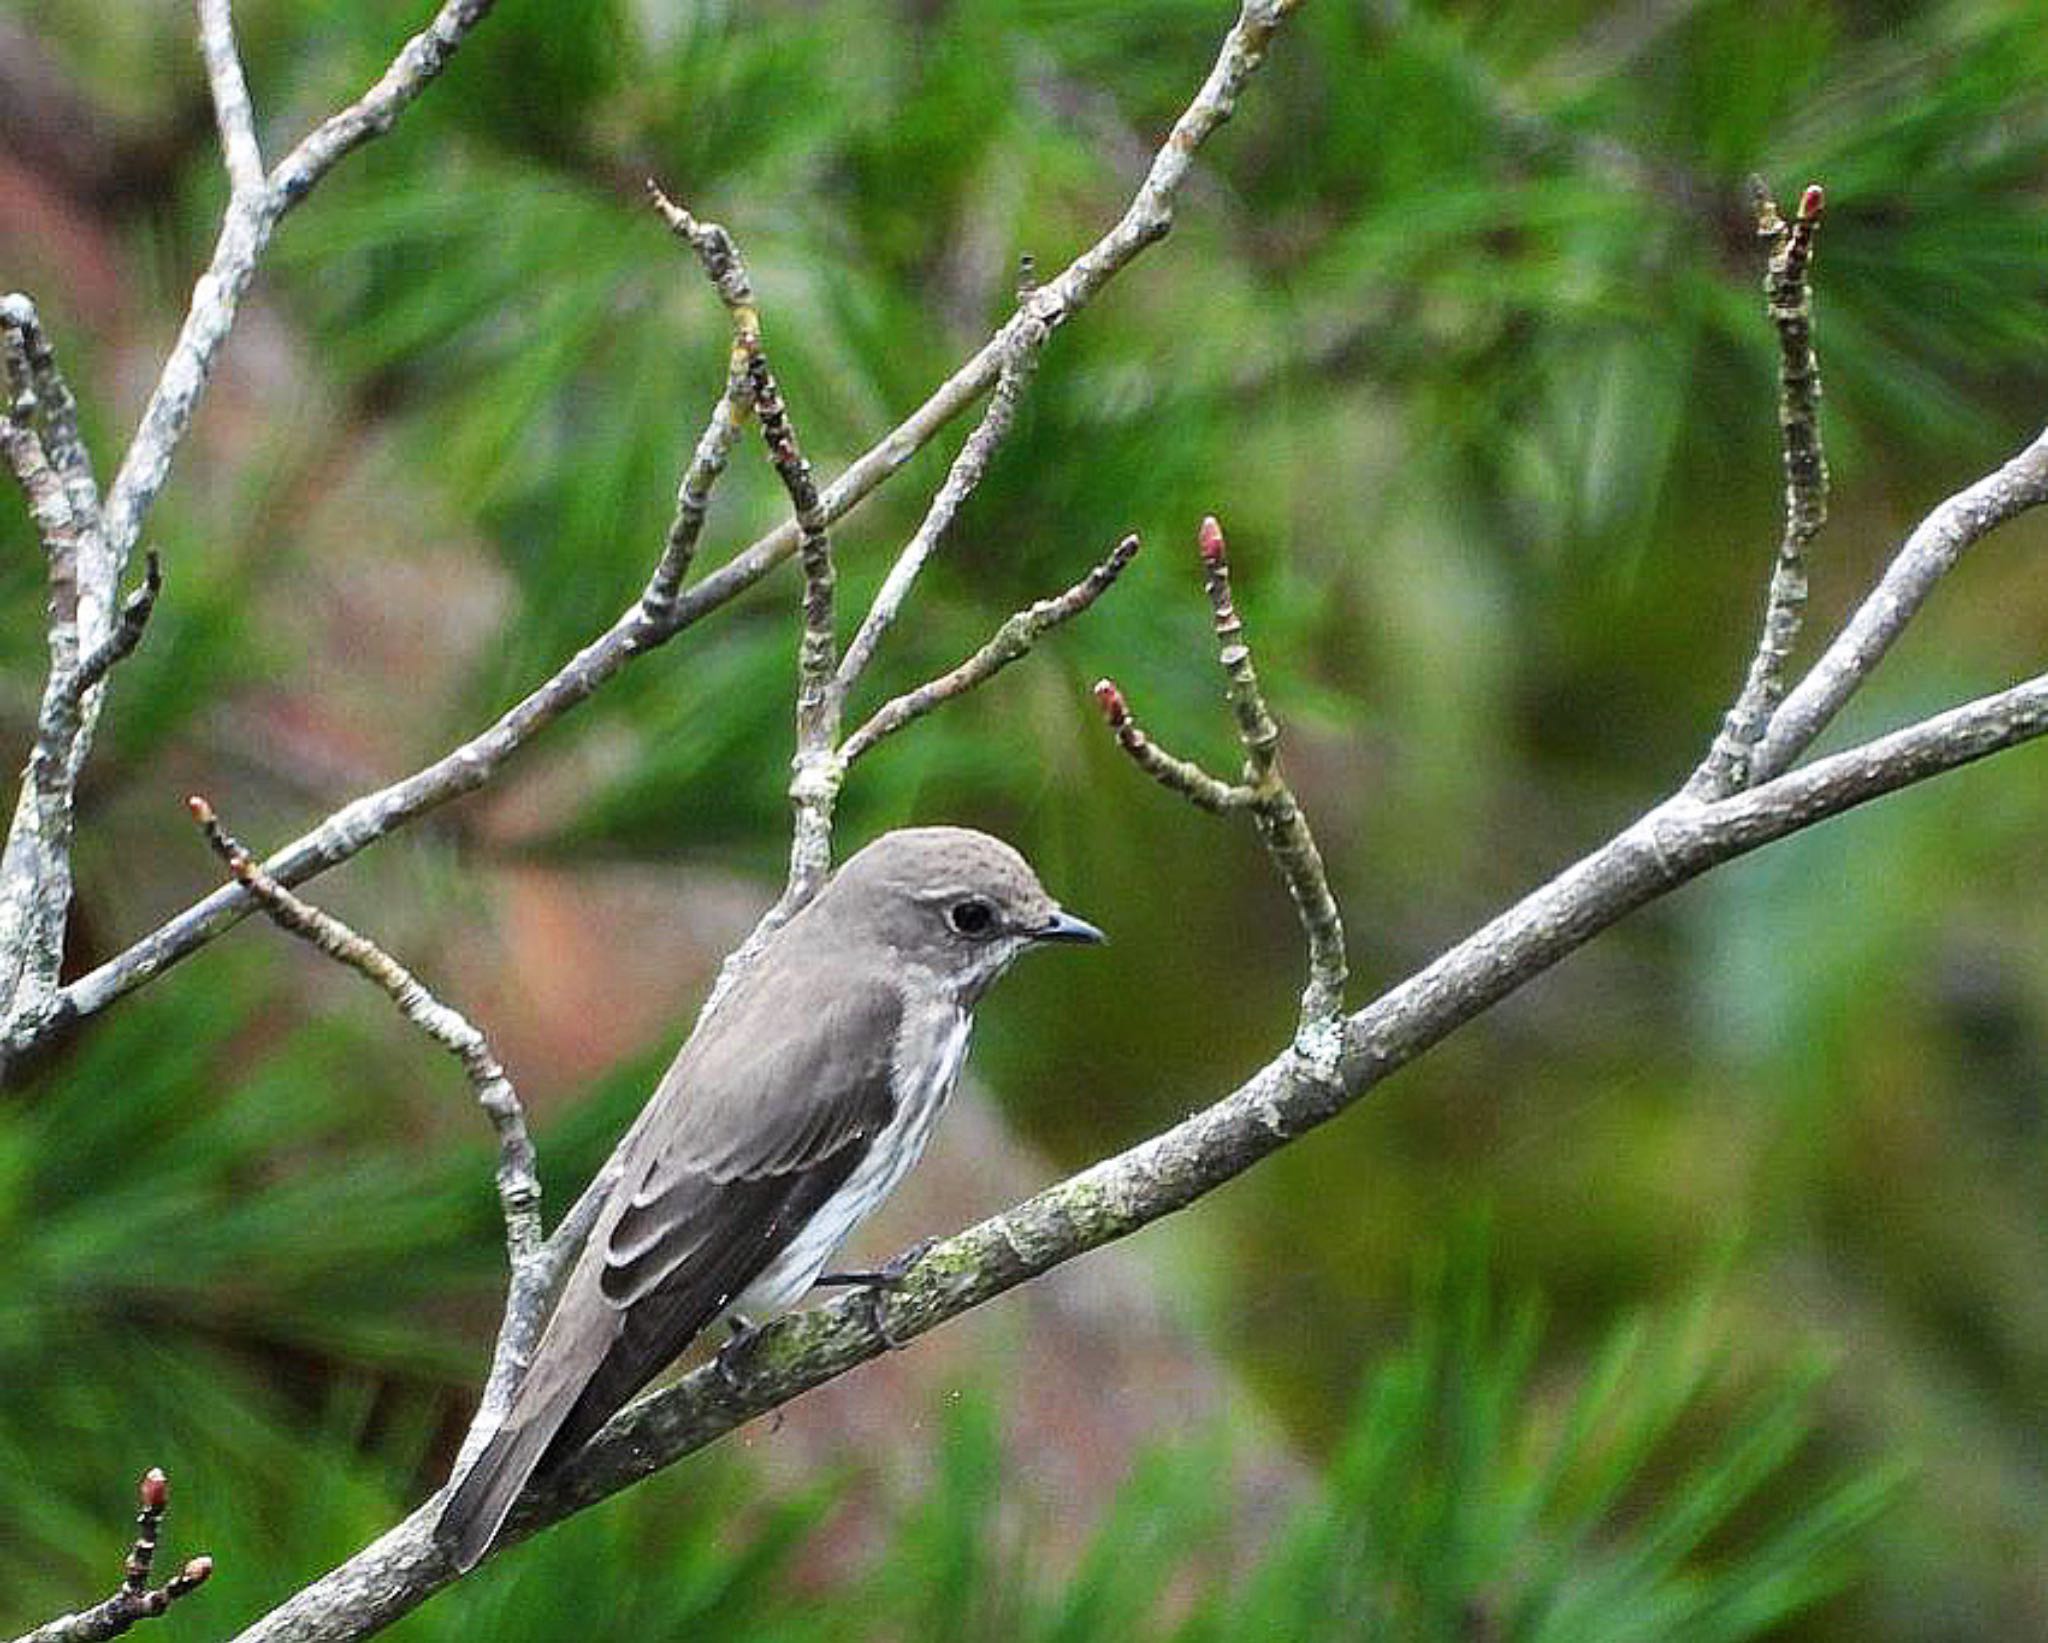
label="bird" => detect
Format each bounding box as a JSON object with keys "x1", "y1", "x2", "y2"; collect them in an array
[{"x1": 435, "y1": 826, "x2": 1104, "y2": 1570}]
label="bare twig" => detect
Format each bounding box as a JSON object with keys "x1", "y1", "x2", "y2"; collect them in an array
[
  {"x1": 1096, "y1": 518, "x2": 1348, "y2": 1044},
  {"x1": 1092, "y1": 678, "x2": 1253, "y2": 814},
  {"x1": 30, "y1": 553, "x2": 162, "y2": 796},
  {"x1": 835, "y1": 318, "x2": 1048, "y2": 698},
  {"x1": 742, "y1": 341, "x2": 842, "y2": 906},
  {"x1": 0, "y1": 293, "x2": 100, "y2": 531},
  {"x1": 196, "y1": 0, "x2": 263, "y2": 197},
  {"x1": 105, "y1": 0, "x2": 498, "y2": 603},
  {"x1": 1753, "y1": 419, "x2": 2048, "y2": 781},
  {"x1": 0, "y1": 301, "x2": 91, "y2": 1018},
  {"x1": 7, "y1": 1469, "x2": 212, "y2": 1643},
  {"x1": 1692, "y1": 180, "x2": 1828, "y2": 797},
  {"x1": 641, "y1": 186, "x2": 761, "y2": 621},
  {"x1": 841, "y1": 532, "x2": 1141, "y2": 764},
  {"x1": 33, "y1": 0, "x2": 1302, "y2": 1052},
  {"x1": 187, "y1": 796, "x2": 541, "y2": 1267}
]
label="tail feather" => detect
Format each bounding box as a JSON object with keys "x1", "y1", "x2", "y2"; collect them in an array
[{"x1": 437, "y1": 1416, "x2": 566, "y2": 1573}]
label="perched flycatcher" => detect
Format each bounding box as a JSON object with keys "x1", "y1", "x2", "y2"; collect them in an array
[{"x1": 437, "y1": 826, "x2": 1103, "y2": 1569}]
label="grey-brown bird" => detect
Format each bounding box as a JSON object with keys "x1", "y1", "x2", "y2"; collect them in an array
[{"x1": 436, "y1": 827, "x2": 1102, "y2": 1569}]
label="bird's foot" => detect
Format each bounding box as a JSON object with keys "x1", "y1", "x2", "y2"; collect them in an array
[
  {"x1": 816, "y1": 1236, "x2": 938, "y2": 1351},
  {"x1": 712, "y1": 1314, "x2": 761, "y2": 1396}
]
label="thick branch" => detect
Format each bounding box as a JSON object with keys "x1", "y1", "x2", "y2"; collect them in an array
[
  {"x1": 223, "y1": 663, "x2": 2048, "y2": 1643},
  {"x1": 35, "y1": 0, "x2": 1298, "y2": 1052}
]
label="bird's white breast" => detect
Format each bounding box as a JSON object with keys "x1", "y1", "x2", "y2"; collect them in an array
[{"x1": 728, "y1": 1004, "x2": 970, "y2": 1320}]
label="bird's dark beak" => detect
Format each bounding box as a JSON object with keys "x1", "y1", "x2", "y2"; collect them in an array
[{"x1": 1035, "y1": 907, "x2": 1106, "y2": 945}]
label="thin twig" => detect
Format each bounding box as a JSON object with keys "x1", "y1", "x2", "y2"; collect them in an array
[
  {"x1": 30, "y1": 553, "x2": 161, "y2": 795},
  {"x1": 1691, "y1": 180, "x2": 1828, "y2": 797},
  {"x1": 836, "y1": 318, "x2": 1048, "y2": 697},
  {"x1": 640, "y1": 186, "x2": 761, "y2": 622},
  {"x1": 841, "y1": 532, "x2": 1140, "y2": 763},
  {"x1": 34, "y1": 0, "x2": 1302, "y2": 1054},
  {"x1": 1091, "y1": 679, "x2": 1253, "y2": 814},
  {"x1": 0, "y1": 293, "x2": 100, "y2": 532},
  {"x1": 187, "y1": 796, "x2": 541, "y2": 1266},
  {"x1": 196, "y1": 0, "x2": 264, "y2": 197},
  {"x1": 1753, "y1": 419, "x2": 2048, "y2": 782},
  {"x1": 6, "y1": 1469, "x2": 212, "y2": 1643},
  {"x1": 1196, "y1": 517, "x2": 1347, "y2": 1036},
  {"x1": 1096, "y1": 518, "x2": 1347, "y2": 1043},
  {"x1": 743, "y1": 342, "x2": 842, "y2": 907}
]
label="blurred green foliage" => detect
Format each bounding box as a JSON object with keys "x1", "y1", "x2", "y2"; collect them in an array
[{"x1": 5, "y1": 0, "x2": 2048, "y2": 1636}]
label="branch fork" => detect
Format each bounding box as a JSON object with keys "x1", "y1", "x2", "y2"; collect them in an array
[
  {"x1": 1095, "y1": 516, "x2": 1348, "y2": 1060},
  {"x1": 7, "y1": 1468, "x2": 212, "y2": 1643}
]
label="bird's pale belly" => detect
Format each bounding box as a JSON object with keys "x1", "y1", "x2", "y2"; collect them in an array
[{"x1": 727, "y1": 1008, "x2": 969, "y2": 1321}]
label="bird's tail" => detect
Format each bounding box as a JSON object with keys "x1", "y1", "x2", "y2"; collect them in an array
[{"x1": 436, "y1": 1409, "x2": 570, "y2": 1573}]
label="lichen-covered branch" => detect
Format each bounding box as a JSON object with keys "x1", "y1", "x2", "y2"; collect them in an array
[
  {"x1": 222, "y1": 656, "x2": 2048, "y2": 1643},
  {"x1": 1692, "y1": 180, "x2": 1829, "y2": 798},
  {"x1": 7, "y1": 1469, "x2": 212, "y2": 1643},
  {"x1": 840, "y1": 532, "x2": 1141, "y2": 764},
  {"x1": 0, "y1": 1, "x2": 497, "y2": 1064},
  {"x1": 0, "y1": 301, "x2": 95, "y2": 1020}
]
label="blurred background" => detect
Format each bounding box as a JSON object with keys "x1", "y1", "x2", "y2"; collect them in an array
[{"x1": 3, "y1": 0, "x2": 2048, "y2": 1637}]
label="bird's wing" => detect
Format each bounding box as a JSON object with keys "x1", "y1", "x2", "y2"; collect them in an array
[
  {"x1": 531, "y1": 965, "x2": 904, "y2": 1458},
  {"x1": 600, "y1": 964, "x2": 905, "y2": 1306},
  {"x1": 439, "y1": 962, "x2": 906, "y2": 1569}
]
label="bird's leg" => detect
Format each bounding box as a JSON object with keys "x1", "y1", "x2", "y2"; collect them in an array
[
  {"x1": 712, "y1": 1314, "x2": 762, "y2": 1396},
  {"x1": 815, "y1": 1237, "x2": 938, "y2": 1351}
]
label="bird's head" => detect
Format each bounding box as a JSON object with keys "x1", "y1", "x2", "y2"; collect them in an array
[{"x1": 816, "y1": 826, "x2": 1104, "y2": 1002}]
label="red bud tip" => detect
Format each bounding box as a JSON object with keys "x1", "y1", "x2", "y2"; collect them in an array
[
  {"x1": 139, "y1": 1468, "x2": 168, "y2": 1509},
  {"x1": 1091, "y1": 678, "x2": 1128, "y2": 725},
  {"x1": 1197, "y1": 515, "x2": 1227, "y2": 565},
  {"x1": 185, "y1": 795, "x2": 212, "y2": 824},
  {"x1": 1798, "y1": 183, "x2": 1825, "y2": 221},
  {"x1": 182, "y1": 1555, "x2": 214, "y2": 1585}
]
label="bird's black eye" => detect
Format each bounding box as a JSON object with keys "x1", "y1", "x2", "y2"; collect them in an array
[{"x1": 947, "y1": 898, "x2": 998, "y2": 937}]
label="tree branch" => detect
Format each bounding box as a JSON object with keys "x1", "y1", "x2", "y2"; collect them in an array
[
  {"x1": 1691, "y1": 180, "x2": 1828, "y2": 798},
  {"x1": 1752, "y1": 419, "x2": 2048, "y2": 781},
  {"x1": 220, "y1": 655, "x2": 2048, "y2": 1643},
  {"x1": 7, "y1": 1470, "x2": 212, "y2": 1643},
  {"x1": 184, "y1": 793, "x2": 566, "y2": 1462},
  {"x1": 835, "y1": 314, "x2": 1048, "y2": 700},
  {"x1": 33, "y1": 0, "x2": 1297, "y2": 1056},
  {"x1": 196, "y1": 0, "x2": 264, "y2": 198},
  {"x1": 1097, "y1": 517, "x2": 1347, "y2": 1044},
  {"x1": 0, "y1": 1, "x2": 498, "y2": 1057},
  {"x1": 840, "y1": 532, "x2": 1141, "y2": 765}
]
